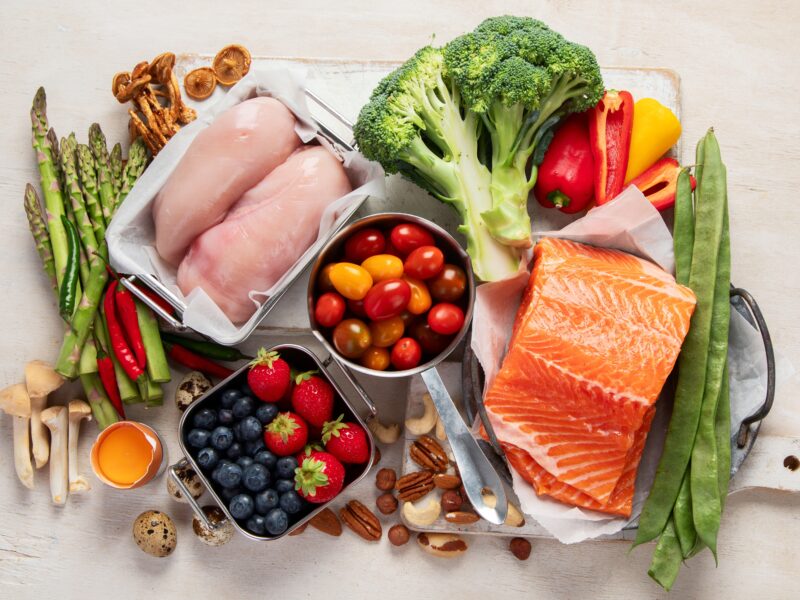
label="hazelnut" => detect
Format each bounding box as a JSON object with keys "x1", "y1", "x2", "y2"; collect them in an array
[
  {"x1": 388, "y1": 524, "x2": 411, "y2": 546},
  {"x1": 375, "y1": 467, "x2": 397, "y2": 491},
  {"x1": 376, "y1": 492, "x2": 399, "y2": 515},
  {"x1": 440, "y1": 489, "x2": 463, "y2": 512},
  {"x1": 509, "y1": 537, "x2": 532, "y2": 561}
]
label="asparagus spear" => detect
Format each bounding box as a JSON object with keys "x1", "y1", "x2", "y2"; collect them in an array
[
  {"x1": 60, "y1": 137, "x2": 105, "y2": 261},
  {"x1": 79, "y1": 373, "x2": 119, "y2": 430},
  {"x1": 76, "y1": 143, "x2": 106, "y2": 242},
  {"x1": 23, "y1": 184, "x2": 57, "y2": 291},
  {"x1": 110, "y1": 142, "x2": 123, "y2": 197},
  {"x1": 115, "y1": 138, "x2": 147, "y2": 211},
  {"x1": 89, "y1": 124, "x2": 116, "y2": 224}
]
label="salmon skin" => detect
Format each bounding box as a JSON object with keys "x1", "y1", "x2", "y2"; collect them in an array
[{"x1": 485, "y1": 238, "x2": 695, "y2": 516}]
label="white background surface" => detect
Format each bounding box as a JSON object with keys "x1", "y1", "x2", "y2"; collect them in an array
[{"x1": 1, "y1": 1, "x2": 799, "y2": 599}]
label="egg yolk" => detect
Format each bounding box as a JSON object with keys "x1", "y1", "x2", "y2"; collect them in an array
[{"x1": 97, "y1": 425, "x2": 153, "y2": 485}]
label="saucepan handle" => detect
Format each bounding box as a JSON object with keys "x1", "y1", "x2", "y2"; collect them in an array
[
  {"x1": 169, "y1": 458, "x2": 221, "y2": 530},
  {"x1": 120, "y1": 275, "x2": 186, "y2": 331}
]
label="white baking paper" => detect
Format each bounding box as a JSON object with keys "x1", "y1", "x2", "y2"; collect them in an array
[
  {"x1": 106, "y1": 66, "x2": 386, "y2": 344},
  {"x1": 472, "y1": 186, "x2": 790, "y2": 543}
]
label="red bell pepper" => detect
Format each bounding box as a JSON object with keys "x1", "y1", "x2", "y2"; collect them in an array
[
  {"x1": 628, "y1": 157, "x2": 696, "y2": 211},
  {"x1": 534, "y1": 113, "x2": 594, "y2": 214},
  {"x1": 589, "y1": 90, "x2": 634, "y2": 205}
]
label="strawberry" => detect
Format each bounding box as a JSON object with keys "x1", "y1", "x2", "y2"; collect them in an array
[
  {"x1": 321, "y1": 414, "x2": 370, "y2": 464},
  {"x1": 295, "y1": 442, "x2": 324, "y2": 465},
  {"x1": 263, "y1": 412, "x2": 308, "y2": 456},
  {"x1": 291, "y1": 370, "x2": 334, "y2": 428},
  {"x1": 294, "y1": 450, "x2": 345, "y2": 504},
  {"x1": 247, "y1": 348, "x2": 291, "y2": 402}
]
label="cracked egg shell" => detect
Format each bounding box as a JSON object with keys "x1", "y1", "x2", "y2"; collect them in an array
[
  {"x1": 193, "y1": 506, "x2": 234, "y2": 547},
  {"x1": 166, "y1": 463, "x2": 205, "y2": 502},
  {"x1": 133, "y1": 510, "x2": 177, "y2": 557}
]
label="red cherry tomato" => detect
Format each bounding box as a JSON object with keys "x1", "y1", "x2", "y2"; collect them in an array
[
  {"x1": 314, "y1": 292, "x2": 346, "y2": 328},
  {"x1": 429, "y1": 264, "x2": 467, "y2": 302},
  {"x1": 411, "y1": 321, "x2": 453, "y2": 356},
  {"x1": 383, "y1": 238, "x2": 403, "y2": 258},
  {"x1": 398, "y1": 311, "x2": 416, "y2": 327},
  {"x1": 427, "y1": 303, "x2": 465, "y2": 335},
  {"x1": 369, "y1": 316, "x2": 405, "y2": 348},
  {"x1": 360, "y1": 346, "x2": 391, "y2": 371},
  {"x1": 390, "y1": 223, "x2": 435, "y2": 256},
  {"x1": 347, "y1": 298, "x2": 368, "y2": 319},
  {"x1": 332, "y1": 319, "x2": 371, "y2": 359},
  {"x1": 344, "y1": 228, "x2": 386, "y2": 263},
  {"x1": 363, "y1": 279, "x2": 411, "y2": 321},
  {"x1": 317, "y1": 264, "x2": 336, "y2": 293},
  {"x1": 391, "y1": 337, "x2": 422, "y2": 370},
  {"x1": 404, "y1": 246, "x2": 444, "y2": 280}
]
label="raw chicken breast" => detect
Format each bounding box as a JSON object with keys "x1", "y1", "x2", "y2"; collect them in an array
[
  {"x1": 153, "y1": 97, "x2": 301, "y2": 266},
  {"x1": 177, "y1": 146, "x2": 352, "y2": 323}
]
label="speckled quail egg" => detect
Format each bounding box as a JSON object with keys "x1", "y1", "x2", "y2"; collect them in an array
[
  {"x1": 166, "y1": 463, "x2": 205, "y2": 502},
  {"x1": 175, "y1": 371, "x2": 212, "y2": 412},
  {"x1": 133, "y1": 510, "x2": 177, "y2": 557},
  {"x1": 193, "y1": 506, "x2": 234, "y2": 547}
]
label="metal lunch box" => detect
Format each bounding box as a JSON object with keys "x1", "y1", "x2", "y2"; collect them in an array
[{"x1": 169, "y1": 343, "x2": 377, "y2": 541}]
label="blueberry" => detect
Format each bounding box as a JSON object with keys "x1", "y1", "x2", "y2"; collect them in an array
[
  {"x1": 232, "y1": 396, "x2": 255, "y2": 419},
  {"x1": 187, "y1": 428, "x2": 211, "y2": 449},
  {"x1": 210, "y1": 426, "x2": 234, "y2": 451},
  {"x1": 196, "y1": 447, "x2": 219, "y2": 471},
  {"x1": 265, "y1": 508, "x2": 289, "y2": 535},
  {"x1": 275, "y1": 456, "x2": 298, "y2": 480},
  {"x1": 254, "y1": 450, "x2": 277, "y2": 470},
  {"x1": 237, "y1": 456, "x2": 254, "y2": 469},
  {"x1": 226, "y1": 442, "x2": 243, "y2": 460},
  {"x1": 255, "y1": 489, "x2": 280, "y2": 515},
  {"x1": 246, "y1": 514, "x2": 267, "y2": 535},
  {"x1": 275, "y1": 478, "x2": 295, "y2": 494},
  {"x1": 279, "y1": 490, "x2": 304, "y2": 515},
  {"x1": 255, "y1": 403, "x2": 279, "y2": 425},
  {"x1": 242, "y1": 463, "x2": 271, "y2": 493},
  {"x1": 239, "y1": 416, "x2": 263, "y2": 442},
  {"x1": 214, "y1": 462, "x2": 243, "y2": 488},
  {"x1": 219, "y1": 388, "x2": 241, "y2": 409},
  {"x1": 192, "y1": 408, "x2": 217, "y2": 430},
  {"x1": 229, "y1": 493, "x2": 255, "y2": 520},
  {"x1": 217, "y1": 408, "x2": 235, "y2": 425},
  {"x1": 219, "y1": 485, "x2": 242, "y2": 503},
  {"x1": 243, "y1": 437, "x2": 266, "y2": 456}
]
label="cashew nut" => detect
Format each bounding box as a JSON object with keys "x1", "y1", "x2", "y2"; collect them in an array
[
  {"x1": 435, "y1": 415, "x2": 446, "y2": 441},
  {"x1": 405, "y1": 393, "x2": 437, "y2": 436},
  {"x1": 402, "y1": 495, "x2": 441, "y2": 527},
  {"x1": 367, "y1": 418, "x2": 401, "y2": 445},
  {"x1": 482, "y1": 491, "x2": 525, "y2": 527}
]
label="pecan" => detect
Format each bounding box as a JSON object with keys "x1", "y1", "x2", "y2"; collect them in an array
[
  {"x1": 433, "y1": 473, "x2": 461, "y2": 490},
  {"x1": 340, "y1": 500, "x2": 381, "y2": 541},
  {"x1": 309, "y1": 508, "x2": 342, "y2": 537},
  {"x1": 395, "y1": 470, "x2": 435, "y2": 502},
  {"x1": 409, "y1": 435, "x2": 448, "y2": 472},
  {"x1": 444, "y1": 511, "x2": 480, "y2": 524}
]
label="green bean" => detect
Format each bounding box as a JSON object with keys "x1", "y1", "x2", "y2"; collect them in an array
[
  {"x1": 634, "y1": 129, "x2": 727, "y2": 547},
  {"x1": 648, "y1": 518, "x2": 683, "y2": 591},
  {"x1": 673, "y1": 168, "x2": 694, "y2": 286},
  {"x1": 58, "y1": 215, "x2": 80, "y2": 320},
  {"x1": 716, "y1": 361, "x2": 731, "y2": 505},
  {"x1": 673, "y1": 472, "x2": 696, "y2": 557},
  {"x1": 160, "y1": 332, "x2": 251, "y2": 362}
]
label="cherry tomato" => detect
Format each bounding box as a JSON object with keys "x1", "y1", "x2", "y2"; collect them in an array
[
  {"x1": 391, "y1": 337, "x2": 422, "y2": 370},
  {"x1": 317, "y1": 263, "x2": 336, "y2": 293},
  {"x1": 427, "y1": 303, "x2": 465, "y2": 335},
  {"x1": 360, "y1": 346, "x2": 391, "y2": 371},
  {"x1": 403, "y1": 275, "x2": 432, "y2": 315},
  {"x1": 347, "y1": 298, "x2": 368, "y2": 319},
  {"x1": 429, "y1": 264, "x2": 467, "y2": 302},
  {"x1": 361, "y1": 254, "x2": 404, "y2": 282},
  {"x1": 332, "y1": 318, "x2": 371, "y2": 359},
  {"x1": 363, "y1": 278, "x2": 411, "y2": 321},
  {"x1": 383, "y1": 239, "x2": 403, "y2": 257},
  {"x1": 314, "y1": 292, "x2": 346, "y2": 328},
  {"x1": 404, "y1": 245, "x2": 444, "y2": 280},
  {"x1": 369, "y1": 316, "x2": 405, "y2": 348},
  {"x1": 398, "y1": 311, "x2": 416, "y2": 327},
  {"x1": 411, "y1": 321, "x2": 453, "y2": 355},
  {"x1": 390, "y1": 223, "x2": 435, "y2": 256},
  {"x1": 330, "y1": 262, "x2": 373, "y2": 300},
  {"x1": 344, "y1": 228, "x2": 385, "y2": 263}
]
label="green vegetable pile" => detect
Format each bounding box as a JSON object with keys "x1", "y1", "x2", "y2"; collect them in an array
[
  {"x1": 633, "y1": 129, "x2": 731, "y2": 590},
  {"x1": 354, "y1": 16, "x2": 604, "y2": 281}
]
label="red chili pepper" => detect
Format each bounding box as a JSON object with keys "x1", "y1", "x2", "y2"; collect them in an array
[
  {"x1": 132, "y1": 282, "x2": 176, "y2": 317},
  {"x1": 114, "y1": 284, "x2": 147, "y2": 370},
  {"x1": 589, "y1": 90, "x2": 634, "y2": 205},
  {"x1": 97, "y1": 353, "x2": 126, "y2": 419},
  {"x1": 534, "y1": 113, "x2": 595, "y2": 214},
  {"x1": 165, "y1": 343, "x2": 234, "y2": 379},
  {"x1": 628, "y1": 157, "x2": 697, "y2": 211},
  {"x1": 104, "y1": 280, "x2": 144, "y2": 382}
]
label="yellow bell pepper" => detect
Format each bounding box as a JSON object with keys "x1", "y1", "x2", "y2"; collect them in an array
[{"x1": 625, "y1": 98, "x2": 682, "y2": 183}]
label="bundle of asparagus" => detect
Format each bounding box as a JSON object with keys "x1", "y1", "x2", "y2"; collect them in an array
[{"x1": 25, "y1": 87, "x2": 171, "y2": 429}]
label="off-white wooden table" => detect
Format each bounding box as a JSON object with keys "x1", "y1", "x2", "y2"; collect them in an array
[{"x1": 1, "y1": 1, "x2": 799, "y2": 599}]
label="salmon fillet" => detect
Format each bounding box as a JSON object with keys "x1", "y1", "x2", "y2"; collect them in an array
[{"x1": 485, "y1": 238, "x2": 695, "y2": 515}]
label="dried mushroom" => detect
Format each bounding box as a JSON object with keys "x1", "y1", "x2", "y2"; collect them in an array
[
  {"x1": 213, "y1": 44, "x2": 251, "y2": 85},
  {"x1": 184, "y1": 67, "x2": 217, "y2": 100}
]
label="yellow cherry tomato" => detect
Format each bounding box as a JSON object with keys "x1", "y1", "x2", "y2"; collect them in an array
[
  {"x1": 329, "y1": 262, "x2": 373, "y2": 300},
  {"x1": 360, "y1": 346, "x2": 391, "y2": 371},
  {"x1": 361, "y1": 254, "x2": 404, "y2": 283},
  {"x1": 369, "y1": 316, "x2": 405, "y2": 348},
  {"x1": 403, "y1": 275, "x2": 432, "y2": 315},
  {"x1": 317, "y1": 263, "x2": 336, "y2": 293}
]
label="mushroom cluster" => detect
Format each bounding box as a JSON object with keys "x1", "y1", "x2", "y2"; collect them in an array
[
  {"x1": 112, "y1": 52, "x2": 197, "y2": 156},
  {"x1": 183, "y1": 45, "x2": 251, "y2": 101}
]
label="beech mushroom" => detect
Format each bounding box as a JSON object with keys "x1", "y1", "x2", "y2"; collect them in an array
[
  {"x1": 212, "y1": 44, "x2": 251, "y2": 85},
  {"x1": 25, "y1": 360, "x2": 65, "y2": 469},
  {"x1": 41, "y1": 405, "x2": 68, "y2": 506},
  {"x1": 0, "y1": 383, "x2": 34, "y2": 489},
  {"x1": 184, "y1": 67, "x2": 217, "y2": 100},
  {"x1": 67, "y1": 400, "x2": 92, "y2": 493}
]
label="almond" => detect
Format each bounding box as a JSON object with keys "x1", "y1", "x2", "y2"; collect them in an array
[
  {"x1": 308, "y1": 508, "x2": 342, "y2": 537},
  {"x1": 433, "y1": 473, "x2": 461, "y2": 489},
  {"x1": 444, "y1": 510, "x2": 480, "y2": 524}
]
